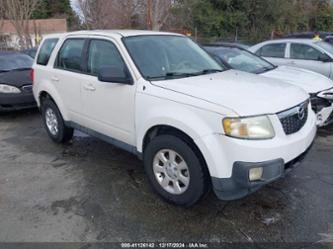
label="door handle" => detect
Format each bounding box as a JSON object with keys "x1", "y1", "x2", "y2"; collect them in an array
[
  {"x1": 51, "y1": 76, "x2": 59, "y2": 82},
  {"x1": 83, "y1": 83, "x2": 96, "y2": 91}
]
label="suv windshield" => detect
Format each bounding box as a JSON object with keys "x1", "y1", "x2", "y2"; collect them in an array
[
  {"x1": 0, "y1": 53, "x2": 33, "y2": 72},
  {"x1": 123, "y1": 35, "x2": 225, "y2": 81},
  {"x1": 206, "y1": 46, "x2": 276, "y2": 74}
]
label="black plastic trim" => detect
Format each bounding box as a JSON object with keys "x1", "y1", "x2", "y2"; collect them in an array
[
  {"x1": 65, "y1": 121, "x2": 142, "y2": 158},
  {"x1": 212, "y1": 143, "x2": 313, "y2": 201}
]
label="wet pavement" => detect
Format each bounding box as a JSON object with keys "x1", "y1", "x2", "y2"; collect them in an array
[{"x1": 0, "y1": 109, "x2": 332, "y2": 244}]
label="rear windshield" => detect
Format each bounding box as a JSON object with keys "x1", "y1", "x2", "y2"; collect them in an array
[
  {"x1": 37, "y1": 38, "x2": 59, "y2": 66},
  {"x1": 0, "y1": 53, "x2": 33, "y2": 71}
]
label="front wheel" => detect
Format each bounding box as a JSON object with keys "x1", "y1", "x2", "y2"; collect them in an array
[
  {"x1": 41, "y1": 98, "x2": 74, "y2": 143},
  {"x1": 144, "y1": 135, "x2": 210, "y2": 207}
]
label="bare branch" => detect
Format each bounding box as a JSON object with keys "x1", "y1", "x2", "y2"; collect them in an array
[{"x1": 4, "y1": 0, "x2": 41, "y2": 49}]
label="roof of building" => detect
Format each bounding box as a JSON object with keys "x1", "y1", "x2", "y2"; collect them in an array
[{"x1": 0, "y1": 19, "x2": 67, "y2": 34}]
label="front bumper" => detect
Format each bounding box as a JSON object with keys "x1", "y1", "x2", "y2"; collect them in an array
[
  {"x1": 212, "y1": 143, "x2": 313, "y2": 200},
  {"x1": 0, "y1": 92, "x2": 36, "y2": 111},
  {"x1": 195, "y1": 108, "x2": 317, "y2": 200}
]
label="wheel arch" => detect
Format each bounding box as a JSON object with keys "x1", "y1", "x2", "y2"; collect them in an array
[
  {"x1": 37, "y1": 88, "x2": 69, "y2": 121},
  {"x1": 140, "y1": 124, "x2": 211, "y2": 176},
  {"x1": 138, "y1": 124, "x2": 208, "y2": 170}
]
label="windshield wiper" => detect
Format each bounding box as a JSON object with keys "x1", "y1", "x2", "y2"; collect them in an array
[
  {"x1": 166, "y1": 69, "x2": 223, "y2": 78},
  {"x1": 196, "y1": 69, "x2": 224, "y2": 75},
  {"x1": 255, "y1": 66, "x2": 276, "y2": 74},
  {"x1": 0, "y1": 68, "x2": 31, "y2": 73},
  {"x1": 146, "y1": 69, "x2": 224, "y2": 81},
  {"x1": 10, "y1": 68, "x2": 31, "y2": 72},
  {"x1": 165, "y1": 72, "x2": 198, "y2": 78}
]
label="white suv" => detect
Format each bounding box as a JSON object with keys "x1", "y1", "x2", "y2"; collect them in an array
[{"x1": 33, "y1": 31, "x2": 317, "y2": 206}]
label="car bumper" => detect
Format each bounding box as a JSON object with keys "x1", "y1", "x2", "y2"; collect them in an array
[
  {"x1": 195, "y1": 110, "x2": 317, "y2": 200},
  {"x1": 0, "y1": 92, "x2": 36, "y2": 111},
  {"x1": 211, "y1": 143, "x2": 313, "y2": 200}
]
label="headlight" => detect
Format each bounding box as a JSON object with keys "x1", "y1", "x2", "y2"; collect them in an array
[
  {"x1": 223, "y1": 116, "x2": 275, "y2": 140},
  {"x1": 0, "y1": 84, "x2": 21, "y2": 94}
]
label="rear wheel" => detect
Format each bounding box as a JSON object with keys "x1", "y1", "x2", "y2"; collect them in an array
[
  {"x1": 41, "y1": 98, "x2": 73, "y2": 143},
  {"x1": 144, "y1": 135, "x2": 210, "y2": 207}
]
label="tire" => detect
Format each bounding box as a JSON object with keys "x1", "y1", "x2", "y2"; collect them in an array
[
  {"x1": 144, "y1": 135, "x2": 210, "y2": 207},
  {"x1": 41, "y1": 98, "x2": 74, "y2": 144}
]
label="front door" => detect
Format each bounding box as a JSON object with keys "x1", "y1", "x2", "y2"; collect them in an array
[
  {"x1": 81, "y1": 39, "x2": 136, "y2": 145},
  {"x1": 288, "y1": 43, "x2": 331, "y2": 78}
]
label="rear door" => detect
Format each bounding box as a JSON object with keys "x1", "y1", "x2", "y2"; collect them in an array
[
  {"x1": 288, "y1": 43, "x2": 331, "y2": 77},
  {"x1": 255, "y1": 43, "x2": 287, "y2": 66},
  {"x1": 52, "y1": 38, "x2": 88, "y2": 123}
]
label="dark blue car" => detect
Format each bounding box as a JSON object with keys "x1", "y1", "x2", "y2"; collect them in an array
[{"x1": 0, "y1": 52, "x2": 36, "y2": 111}]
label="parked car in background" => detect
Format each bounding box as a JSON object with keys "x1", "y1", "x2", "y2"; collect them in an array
[
  {"x1": 0, "y1": 52, "x2": 35, "y2": 111},
  {"x1": 282, "y1": 32, "x2": 333, "y2": 45},
  {"x1": 249, "y1": 39, "x2": 333, "y2": 80},
  {"x1": 22, "y1": 48, "x2": 38, "y2": 59},
  {"x1": 33, "y1": 31, "x2": 316, "y2": 206},
  {"x1": 205, "y1": 44, "x2": 333, "y2": 127},
  {"x1": 207, "y1": 41, "x2": 250, "y2": 50}
]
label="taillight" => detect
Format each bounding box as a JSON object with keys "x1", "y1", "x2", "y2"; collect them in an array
[{"x1": 30, "y1": 69, "x2": 34, "y2": 84}]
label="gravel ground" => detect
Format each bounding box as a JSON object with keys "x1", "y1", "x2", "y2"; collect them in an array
[{"x1": 0, "y1": 109, "x2": 332, "y2": 246}]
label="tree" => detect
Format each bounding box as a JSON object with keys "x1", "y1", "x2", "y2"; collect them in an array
[
  {"x1": 2, "y1": 0, "x2": 42, "y2": 49},
  {"x1": 75, "y1": 0, "x2": 173, "y2": 30},
  {"x1": 76, "y1": 0, "x2": 143, "y2": 29},
  {"x1": 32, "y1": 0, "x2": 76, "y2": 29},
  {"x1": 172, "y1": 0, "x2": 333, "y2": 43},
  {"x1": 147, "y1": 0, "x2": 173, "y2": 30}
]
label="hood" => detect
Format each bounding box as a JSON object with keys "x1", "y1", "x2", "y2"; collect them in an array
[
  {"x1": 152, "y1": 69, "x2": 309, "y2": 116},
  {"x1": 0, "y1": 70, "x2": 32, "y2": 88},
  {"x1": 262, "y1": 65, "x2": 333, "y2": 93}
]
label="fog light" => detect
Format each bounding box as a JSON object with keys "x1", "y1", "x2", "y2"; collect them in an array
[{"x1": 249, "y1": 167, "x2": 263, "y2": 181}]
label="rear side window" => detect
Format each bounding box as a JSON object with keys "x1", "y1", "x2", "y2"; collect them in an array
[
  {"x1": 290, "y1": 44, "x2": 321, "y2": 60},
  {"x1": 257, "y1": 43, "x2": 286, "y2": 58},
  {"x1": 87, "y1": 39, "x2": 126, "y2": 76},
  {"x1": 56, "y1": 39, "x2": 85, "y2": 72},
  {"x1": 37, "y1": 38, "x2": 59, "y2": 65}
]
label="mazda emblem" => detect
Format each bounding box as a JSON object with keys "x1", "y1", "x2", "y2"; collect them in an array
[{"x1": 298, "y1": 105, "x2": 305, "y2": 120}]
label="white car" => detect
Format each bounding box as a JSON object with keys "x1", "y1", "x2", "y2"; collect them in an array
[
  {"x1": 32, "y1": 31, "x2": 316, "y2": 206},
  {"x1": 205, "y1": 44, "x2": 333, "y2": 127},
  {"x1": 249, "y1": 39, "x2": 333, "y2": 79}
]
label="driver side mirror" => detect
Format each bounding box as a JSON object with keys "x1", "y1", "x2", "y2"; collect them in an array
[
  {"x1": 318, "y1": 53, "x2": 332, "y2": 63},
  {"x1": 98, "y1": 66, "x2": 133, "y2": 85}
]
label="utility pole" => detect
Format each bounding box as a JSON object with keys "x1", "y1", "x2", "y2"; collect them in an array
[{"x1": 147, "y1": 0, "x2": 153, "y2": 30}]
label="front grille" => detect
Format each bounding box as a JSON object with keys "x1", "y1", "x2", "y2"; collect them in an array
[
  {"x1": 278, "y1": 100, "x2": 309, "y2": 135},
  {"x1": 21, "y1": 85, "x2": 33, "y2": 93}
]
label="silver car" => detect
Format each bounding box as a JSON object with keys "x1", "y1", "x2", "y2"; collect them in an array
[{"x1": 250, "y1": 39, "x2": 333, "y2": 79}]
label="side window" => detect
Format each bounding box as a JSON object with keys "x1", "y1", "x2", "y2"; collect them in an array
[
  {"x1": 290, "y1": 44, "x2": 321, "y2": 61},
  {"x1": 87, "y1": 39, "x2": 127, "y2": 76},
  {"x1": 259, "y1": 43, "x2": 286, "y2": 58},
  {"x1": 37, "y1": 38, "x2": 59, "y2": 65},
  {"x1": 56, "y1": 39, "x2": 85, "y2": 72}
]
